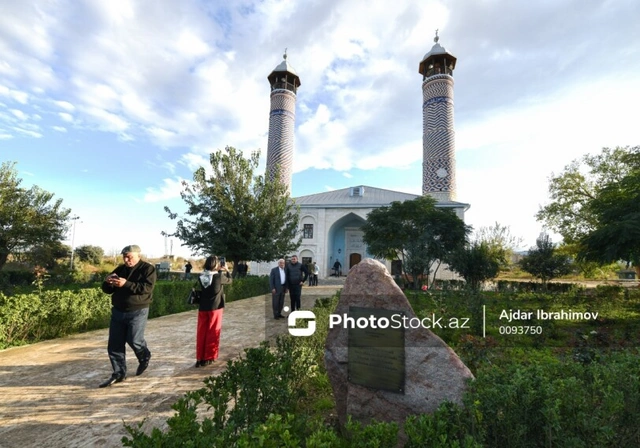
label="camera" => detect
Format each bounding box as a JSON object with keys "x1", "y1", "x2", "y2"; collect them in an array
[{"x1": 219, "y1": 256, "x2": 225, "y2": 266}]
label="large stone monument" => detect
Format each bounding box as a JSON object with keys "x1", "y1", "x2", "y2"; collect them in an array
[{"x1": 324, "y1": 258, "x2": 474, "y2": 430}]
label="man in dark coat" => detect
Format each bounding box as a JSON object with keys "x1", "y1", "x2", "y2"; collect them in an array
[
  {"x1": 285, "y1": 255, "x2": 308, "y2": 312},
  {"x1": 269, "y1": 259, "x2": 287, "y2": 319},
  {"x1": 99, "y1": 245, "x2": 156, "y2": 388}
]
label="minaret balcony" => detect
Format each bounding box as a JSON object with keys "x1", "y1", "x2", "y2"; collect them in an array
[{"x1": 271, "y1": 81, "x2": 298, "y2": 93}]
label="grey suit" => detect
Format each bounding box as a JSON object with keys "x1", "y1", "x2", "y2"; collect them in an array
[{"x1": 269, "y1": 266, "x2": 287, "y2": 318}]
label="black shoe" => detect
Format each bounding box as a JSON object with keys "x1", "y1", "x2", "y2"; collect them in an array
[
  {"x1": 136, "y1": 355, "x2": 151, "y2": 376},
  {"x1": 202, "y1": 360, "x2": 213, "y2": 366},
  {"x1": 195, "y1": 360, "x2": 202, "y2": 368},
  {"x1": 99, "y1": 374, "x2": 125, "y2": 388}
]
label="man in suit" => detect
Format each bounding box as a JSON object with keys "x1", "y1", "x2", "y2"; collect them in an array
[{"x1": 269, "y1": 259, "x2": 287, "y2": 319}]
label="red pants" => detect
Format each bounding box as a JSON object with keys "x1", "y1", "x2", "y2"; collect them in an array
[{"x1": 196, "y1": 309, "x2": 223, "y2": 361}]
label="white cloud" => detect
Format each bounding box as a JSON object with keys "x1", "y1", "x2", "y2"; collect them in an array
[
  {"x1": 54, "y1": 100, "x2": 75, "y2": 111},
  {"x1": 13, "y1": 127, "x2": 42, "y2": 138},
  {"x1": 59, "y1": 112, "x2": 74, "y2": 122},
  {"x1": 143, "y1": 177, "x2": 185, "y2": 203},
  {"x1": 10, "y1": 109, "x2": 28, "y2": 120}
]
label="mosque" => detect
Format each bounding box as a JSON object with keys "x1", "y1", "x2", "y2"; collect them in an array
[{"x1": 250, "y1": 33, "x2": 469, "y2": 279}]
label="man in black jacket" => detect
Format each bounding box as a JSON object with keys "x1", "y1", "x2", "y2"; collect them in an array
[
  {"x1": 285, "y1": 255, "x2": 308, "y2": 312},
  {"x1": 99, "y1": 245, "x2": 157, "y2": 388}
]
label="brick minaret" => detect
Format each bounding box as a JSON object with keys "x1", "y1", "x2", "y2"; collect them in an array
[
  {"x1": 419, "y1": 31, "x2": 457, "y2": 201},
  {"x1": 265, "y1": 51, "x2": 301, "y2": 194}
]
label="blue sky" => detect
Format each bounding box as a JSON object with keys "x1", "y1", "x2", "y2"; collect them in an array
[{"x1": 1, "y1": 0, "x2": 639, "y2": 259}]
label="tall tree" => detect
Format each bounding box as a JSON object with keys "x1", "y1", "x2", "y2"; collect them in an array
[
  {"x1": 362, "y1": 196, "x2": 470, "y2": 289},
  {"x1": 474, "y1": 221, "x2": 523, "y2": 269},
  {"x1": 577, "y1": 150, "x2": 640, "y2": 274},
  {"x1": 0, "y1": 162, "x2": 71, "y2": 270},
  {"x1": 21, "y1": 241, "x2": 71, "y2": 270},
  {"x1": 164, "y1": 147, "x2": 300, "y2": 274},
  {"x1": 448, "y1": 241, "x2": 503, "y2": 291},
  {"x1": 537, "y1": 146, "x2": 635, "y2": 245},
  {"x1": 520, "y1": 235, "x2": 571, "y2": 285},
  {"x1": 74, "y1": 245, "x2": 105, "y2": 265}
]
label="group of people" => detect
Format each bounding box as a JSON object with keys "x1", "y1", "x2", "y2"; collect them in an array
[
  {"x1": 269, "y1": 255, "x2": 308, "y2": 319},
  {"x1": 98, "y1": 248, "x2": 322, "y2": 387},
  {"x1": 98, "y1": 246, "x2": 233, "y2": 388}
]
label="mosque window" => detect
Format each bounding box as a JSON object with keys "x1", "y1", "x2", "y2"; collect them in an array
[
  {"x1": 350, "y1": 186, "x2": 365, "y2": 197},
  {"x1": 303, "y1": 224, "x2": 313, "y2": 239}
]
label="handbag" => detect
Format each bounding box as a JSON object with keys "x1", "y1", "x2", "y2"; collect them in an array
[{"x1": 187, "y1": 288, "x2": 201, "y2": 305}]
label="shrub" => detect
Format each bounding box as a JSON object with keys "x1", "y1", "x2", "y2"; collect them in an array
[
  {"x1": 404, "y1": 401, "x2": 483, "y2": 448},
  {"x1": 0, "y1": 276, "x2": 272, "y2": 349},
  {"x1": 123, "y1": 336, "x2": 316, "y2": 447},
  {"x1": 467, "y1": 352, "x2": 640, "y2": 447},
  {"x1": 0, "y1": 288, "x2": 110, "y2": 348}
]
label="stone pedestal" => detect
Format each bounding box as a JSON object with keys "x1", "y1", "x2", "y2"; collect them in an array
[{"x1": 324, "y1": 258, "x2": 474, "y2": 433}]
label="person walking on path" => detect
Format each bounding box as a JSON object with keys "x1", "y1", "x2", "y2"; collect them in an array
[
  {"x1": 333, "y1": 259, "x2": 342, "y2": 277},
  {"x1": 269, "y1": 259, "x2": 288, "y2": 319},
  {"x1": 285, "y1": 255, "x2": 308, "y2": 312},
  {"x1": 195, "y1": 255, "x2": 232, "y2": 367},
  {"x1": 307, "y1": 261, "x2": 314, "y2": 286},
  {"x1": 312, "y1": 261, "x2": 319, "y2": 286},
  {"x1": 184, "y1": 261, "x2": 193, "y2": 280},
  {"x1": 99, "y1": 245, "x2": 157, "y2": 388}
]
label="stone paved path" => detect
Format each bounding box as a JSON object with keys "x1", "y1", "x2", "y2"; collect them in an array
[{"x1": 0, "y1": 286, "x2": 341, "y2": 448}]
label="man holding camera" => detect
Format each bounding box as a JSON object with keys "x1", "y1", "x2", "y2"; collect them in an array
[{"x1": 99, "y1": 245, "x2": 157, "y2": 388}]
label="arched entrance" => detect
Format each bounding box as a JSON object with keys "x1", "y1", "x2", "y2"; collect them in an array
[{"x1": 326, "y1": 212, "x2": 368, "y2": 277}]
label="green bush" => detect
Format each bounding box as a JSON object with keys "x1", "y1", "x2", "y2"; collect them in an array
[
  {"x1": 224, "y1": 275, "x2": 270, "y2": 302},
  {"x1": 467, "y1": 352, "x2": 640, "y2": 447},
  {"x1": 0, "y1": 270, "x2": 35, "y2": 292},
  {"x1": 123, "y1": 336, "x2": 315, "y2": 447},
  {"x1": 496, "y1": 280, "x2": 580, "y2": 293},
  {"x1": 0, "y1": 276, "x2": 271, "y2": 349},
  {"x1": 404, "y1": 401, "x2": 483, "y2": 448},
  {"x1": 0, "y1": 288, "x2": 110, "y2": 348}
]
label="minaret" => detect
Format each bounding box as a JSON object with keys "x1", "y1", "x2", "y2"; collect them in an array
[
  {"x1": 419, "y1": 31, "x2": 457, "y2": 201},
  {"x1": 265, "y1": 50, "x2": 301, "y2": 194}
]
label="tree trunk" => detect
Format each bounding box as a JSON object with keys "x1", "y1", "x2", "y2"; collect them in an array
[{"x1": 0, "y1": 250, "x2": 9, "y2": 271}]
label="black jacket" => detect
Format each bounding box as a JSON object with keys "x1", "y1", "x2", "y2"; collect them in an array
[
  {"x1": 285, "y1": 262, "x2": 308, "y2": 288},
  {"x1": 101, "y1": 260, "x2": 157, "y2": 312},
  {"x1": 197, "y1": 270, "x2": 232, "y2": 312}
]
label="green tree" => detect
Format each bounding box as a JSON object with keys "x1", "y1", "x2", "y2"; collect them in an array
[
  {"x1": 448, "y1": 241, "x2": 503, "y2": 291},
  {"x1": 26, "y1": 241, "x2": 71, "y2": 269},
  {"x1": 0, "y1": 162, "x2": 71, "y2": 270},
  {"x1": 74, "y1": 245, "x2": 105, "y2": 265},
  {"x1": 164, "y1": 146, "x2": 300, "y2": 274},
  {"x1": 520, "y1": 235, "x2": 571, "y2": 285},
  {"x1": 577, "y1": 150, "x2": 640, "y2": 275},
  {"x1": 474, "y1": 222, "x2": 523, "y2": 269},
  {"x1": 537, "y1": 146, "x2": 635, "y2": 245},
  {"x1": 362, "y1": 196, "x2": 470, "y2": 289}
]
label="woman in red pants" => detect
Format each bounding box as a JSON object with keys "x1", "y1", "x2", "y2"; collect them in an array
[{"x1": 195, "y1": 255, "x2": 232, "y2": 367}]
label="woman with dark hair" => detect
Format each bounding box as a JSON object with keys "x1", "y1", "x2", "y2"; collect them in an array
[{"x1": 195, "y1": 255, "x2": 231, "y2": 367}]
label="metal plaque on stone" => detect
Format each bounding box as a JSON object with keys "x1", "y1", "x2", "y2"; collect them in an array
[{"x1": 347, "y1": 306, "x2": 405, "y2": 394}]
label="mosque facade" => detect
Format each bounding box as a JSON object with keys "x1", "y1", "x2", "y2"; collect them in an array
[{"x1": 252, "y1": 34, "x2": 469, "y2": 278}]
